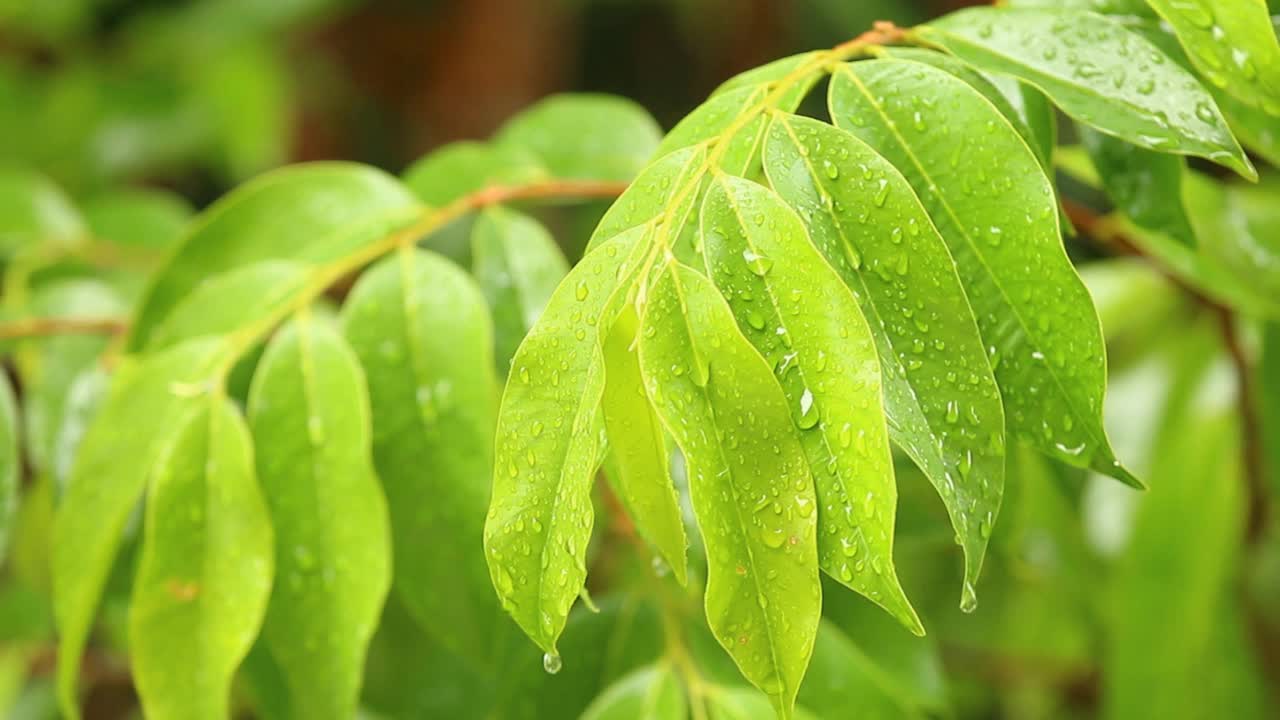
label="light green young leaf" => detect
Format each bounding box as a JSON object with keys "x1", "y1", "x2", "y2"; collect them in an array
[
  {"x1": 471, "y1": 205, "x2": 570, "y2": 374},
  {"x1": 81, "y1": 187, "x2": 192, "y2": 250},
  {"x1": 637, "y1": 262, "x2": 819, "y2": 718},
  {"x1": 601, "y1": 303, "x2": 688, "y2": 585},
  {"x1": 764, "y1": 114, "x2": 1005, "y2": 607},
  {"x1": 247, "y1": 318, "x2": 391, "y2": 719},
  {"x1": 1185, "y1": 173, "x2": 1280, "y2": 302},
  {"x1": 0, "y1": 373, "x2": 16, "y2": 563},
  {"x1": 579, "y1": 663, "x2": 686, "y2": 720},
  {"x1": 1146, "y1": 0, "x2": 1280, "y2": 115},
  {"x1": 712, "y1": 52, "x2": 824, "y2": 98},
  {"x1": 919, "y1": 7, "x2": 1255, "y2": 178},
  {"x1": 149, "y1": 261, "x2": 310, "y2": 349},
  {"x1": 495, "y1": 94, "x2": 662, "y2": 182},
  {"x1": 129, "y1": 396, "x2": 272, "y2": 720},
  {"x1": 706, "y1": 687, "x2": 819, "y2": 720},
  {"x1": 699, "y1": 172, "x2": 920, "y2": 631},
  {"x1": 587, "y1": 146, "x2": 706, "y2": 263},
  {"x1": 403, "y1": 141, "x2": 546, "y2": 206},
  {"x1": 129, "y1": 162, "x2": 420, "y2": 349},
  {"x1": 831, "y1": 59, "x2": 1137, "y2": 487},
  {"x1": 53, "y1": 339, "x2": 223, "y2": 719},
  {"x1": 0, "y1": 168, "x2": 84, "y2": 257},
  {"x1": 1217, "y1": 88, "x2": 1280, "y2": 165},
  {"x1": 798, "y1": 620, "x2": 928, "y2": 719},
  {"x1": 341, "y1": 248, "x2": 499, "y2": 663},
  {"x1": 1079, "y1": 125, "x2": 1197, "y2": 246},
  {"x1": 484, "y1": 227, "x2": 648, "y2": 655}
]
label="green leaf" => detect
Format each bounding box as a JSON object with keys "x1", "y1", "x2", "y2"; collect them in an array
[
  {"x1": 587, "y1": 146, "x2": 706, "y2": 261},
  {"x1": 1185, "y1": 173, "x2": 1280, "y2": 302},
  {"x1": 403, "y1": 141, "x2": 546, "y2": 207},
  {"x1": 764, "y1": 114, "x2": 1005, "y2": 608},
  {"x1": 341, "y1": 248, "x2": 500, "y2": 663},
  {"x1": 0, "y1": 168, "x2": 84, "y2": 257},
  {"x1": 129, "y1": 162, "x2": 420, "y2": 349},
  {"x1": 1146, "y1": 0, "x2": 1280, "y2": 115},
  {"x1": 0, "y1": 373, "x2": 17, "y2": 563},
  {"x1": 148, "y1": 261, "x2": 310, "y2": 349},
  {"x1": 712, "y1": 52, "x2": 825, "y2": 97},
  {"x1": 247, "y1": 317, "x2": 392, "y2": 719},
  {"x1": 706, "y1": 686, "x2": 819, "y2": 720},
  {"x1": 1265, "y1": 323, "x2": 1280, "y2": 500},
  {"x1": 797, "y1": 620, "x2": 928, "y2": 719},
  {"x1": 495, "y1": 94, "x2": 662, "y2": 182},
  {"x1": 471, "y1": 206, "x2": 570, "y2": 374},
  {"x1": 699, "y1": 172, "x2": 920, "y2": 631},
  {"x1": 919, "y1": 7, "x2": 1256, "y2": 178},
  {"x1": 484, "y1": 227, "x2": 648, "y2": 654},
  {"x1": 1079, "y1": 125, "x2": 1198, "y2": 246},
  {"x1": 600, "y1": 303, "x2": 688, "y2": 585},
  {"x1": 128, "y1": 396, "x2": 272, "y2": 720},
  {"x1": 831, "y1": 59, "x2": 1137, "y2": 488},
  {"x1": 53, "y1": 338, "x2": 223, "y2": 719},
  {"x1": 637, "y1": 262, "x2": 819, "y2": 718},
  {"x1": 579, "y1": 663, "x2": 686, "y2": 720},
  {"x1": 81, "y1": 187, "x2": 192, "y2": 250}
]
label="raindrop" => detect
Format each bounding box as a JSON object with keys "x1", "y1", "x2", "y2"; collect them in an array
[{"x1": 543, "y1": 652, "x2": 563, "y2": 674}]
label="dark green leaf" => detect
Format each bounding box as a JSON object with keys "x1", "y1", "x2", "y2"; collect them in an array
[
  {"x1": 1079, "y1": 125, "x2": 1198, "y2": 246},
  {"x1": 128, "y1": 396, "x2": 272, "y2": 720},
  {"x1": 403, "y1": 141, "x2": 546, "y2": 207},
  {"x1": 637, "y1": 262, "x2": 819, "y2": 718},
  {"x1": 830, "y1": 59, "x2": 1137, "y2": 487},
  {"x1": 471, "y1": 206, "x2": 570, "y2": 374},
  {"x1": 248, "y1": 317, "x2": 392, "y2": 719},
  {"x1": 920, "y1": 7, "x2": 1255, "y2": 178},
  {"x1": 764, "y1": 113, "x2": 1006, "y2": 610},
  {"x1": 341, "y1": 248, "x2": 499, "y2": 663},
  {"x1": 579, "y1": 663, "x2": 686, "y2": 720},
  {"x1": 495, "y1": 94, "x2": 662, "y2": 182},
  {"x1": 1186, "y1": 173, "x2": 1280, "y2": 301}
]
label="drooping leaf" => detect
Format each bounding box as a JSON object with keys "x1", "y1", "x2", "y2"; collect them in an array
[
  {"x1": 0, "y1": 373, "x2": 17, "y2": 563},
  {"x1": 797, "y1": 620, "x2": 929, "y2": 719},
  {"x1": 764, "y1": 113, "x2": 1005, "y2": 608},
  {"x1": 81, "y1": 187, "x2": 191, "y2": 250},
  {"x1": 600, "y1": 303, "x2": 688, "y2": 585},
  {"x1": 830, "y1": 59, "x2": 1137, "y2": 487},
  {"x1": 53, "y1": 339, "x2": 223, "y2": 719},
  {"x1": 247, "y1": 317, "x2": 392, "y2": 719},
  {"x1": 1146, "y1": 0, "x2": 1280, "y2": 115},
  {"x1": 148, "y1": 260, "x2": 309, "y2": 349},
  {"x1": 403, "y1": 141, "x2": 546, "y2": 207},
  {"x1": 495, "y1": 94, "x2": 662, "y2": 182},
  {"x1": 470, "y1": 205, "x2": 570, "y2": 374},
  {"x1": 579, "y1": 663, "x2": 686, "y2": 720},
  {"x1": 637, "y1": 261, "x2": 819, "y2": 718},
  {"x1": 128, "y1": 396, "x2": 272, "y2": 720},
  {"x1": 699, "y1": 172, "x2": 920, "y2": 631},
  {"x1": 129, "y1": 162, "x2": 420, "y2": 349},
  {"x1": 341, "y1": 247, "x2": 499, "y2": 664},
  {"x1": 484, "y1": 227, "x2": 648, "y2": 655},
  {"x1": 0, "y1": 168, "x2": 84, "y2": 257},
  {"x1": 919, "y1": 7, "x2": 1255, "y2": 178},
  {"x1": 1079, "y1": 125, "x2": 1198, "y2": 246}
]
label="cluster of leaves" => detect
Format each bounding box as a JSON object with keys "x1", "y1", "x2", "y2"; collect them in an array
[{"x1": 0, "y1": 1, "x2": 1277, "y2": 719}]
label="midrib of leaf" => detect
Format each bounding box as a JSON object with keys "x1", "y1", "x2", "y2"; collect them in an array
[
  {"x1": 709, "y1": 172, "x2": 886, "y2": 568},
  {"x1": 836, "y1": 65, "x2": 1113, "y2": 462},
  {"x1": 661, "y1": 263, "x2": 787, "y2": 706},
  {"x1": 768, "y1": 112, "x2": 950, "y2": 479}
]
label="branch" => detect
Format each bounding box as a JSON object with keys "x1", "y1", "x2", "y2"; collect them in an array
[{"x1": 0, "y1": 317, "x2": 128, "y2": 341}]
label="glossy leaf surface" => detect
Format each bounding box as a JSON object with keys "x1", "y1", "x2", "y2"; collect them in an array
[
  {"x1": 637, "y1": 262, "x2": 819, "y2": 718},
  {"x1": 830, "y1": 59, "x2": 1136, "y2": 488},
  {"x1": 1079, "y1": 125, "x2": 1197, "y2": 246},
  {"x1": 764, "y1": 114, "x2": 1005, "y2": 606}
]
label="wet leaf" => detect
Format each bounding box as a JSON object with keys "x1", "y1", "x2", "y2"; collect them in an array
[{"x1": 1080, "y1": 125, "x2": 1198, "y2": 246}]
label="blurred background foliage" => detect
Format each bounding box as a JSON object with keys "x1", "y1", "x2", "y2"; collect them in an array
[{"x1": 1, "y1": 0, "x2": 1279, "y2": 719}]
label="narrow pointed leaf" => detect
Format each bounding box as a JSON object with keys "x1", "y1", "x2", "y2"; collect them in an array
[
  {"x1": 129, "y1": 162, "x2": 420, "y2": 349},
  {"x1": 53, "y1": 339, "x2": 223, "y2": 719},
  {"x1": 471, "y1": 206, "x2": 570, "y2": 374},
  {"x1": 0, "y1": 374, "x2": 16, "y2": 563},
  {"x1": 699, "y1": 172, "x2": 920, "y2": 632},
  {"x1": 764, "y1": 114, "x2": 1005, "y2": 606},
  {"x1": 341, "y1": 248, "x2": 499, "y2": 662},
  {"x1": 247, "y1": 318, "x2": 392, "y2": 719},
  {"x1": 637, "y1": 262, "x2": 819, "y2": 718},
  {"x1": 484, "y1": 227, "x2": 648, "y2": 654},
  {"x1": 1079, "y1": 125, "x2": 1197, "y2": 246},
  {"x1": 601, "y1": 303, "x2": 688, "y2": 585},
  {"x1": 403, "y1": 141, "x2": 546, "y2": 206},
  {"x1": 580, "y1": 664, "x2": 686, "y2": 720},
  {"x1": 129, "y1": 397, "x2": 272, "y2": 720},
  {"x1": 1146, "y1": 0, "x2": 1280, "y2": 115},
  {"x1": 831, "y1": 59, "x2": 1136, "y2": 487},
  {"x1": 495, "y1": 94, "x2": 662, "y2": 182},
  {"x1": 919, "y1": 7, "x2": 1255, "y2": 178},
  {"x1": 587, "y1": 146, "x2": 706, "y2": 262}
]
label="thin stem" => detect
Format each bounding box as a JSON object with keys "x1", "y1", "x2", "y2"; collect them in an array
[{"x1": 0, "y1": 317, "x2": 128, "y2": 341}]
